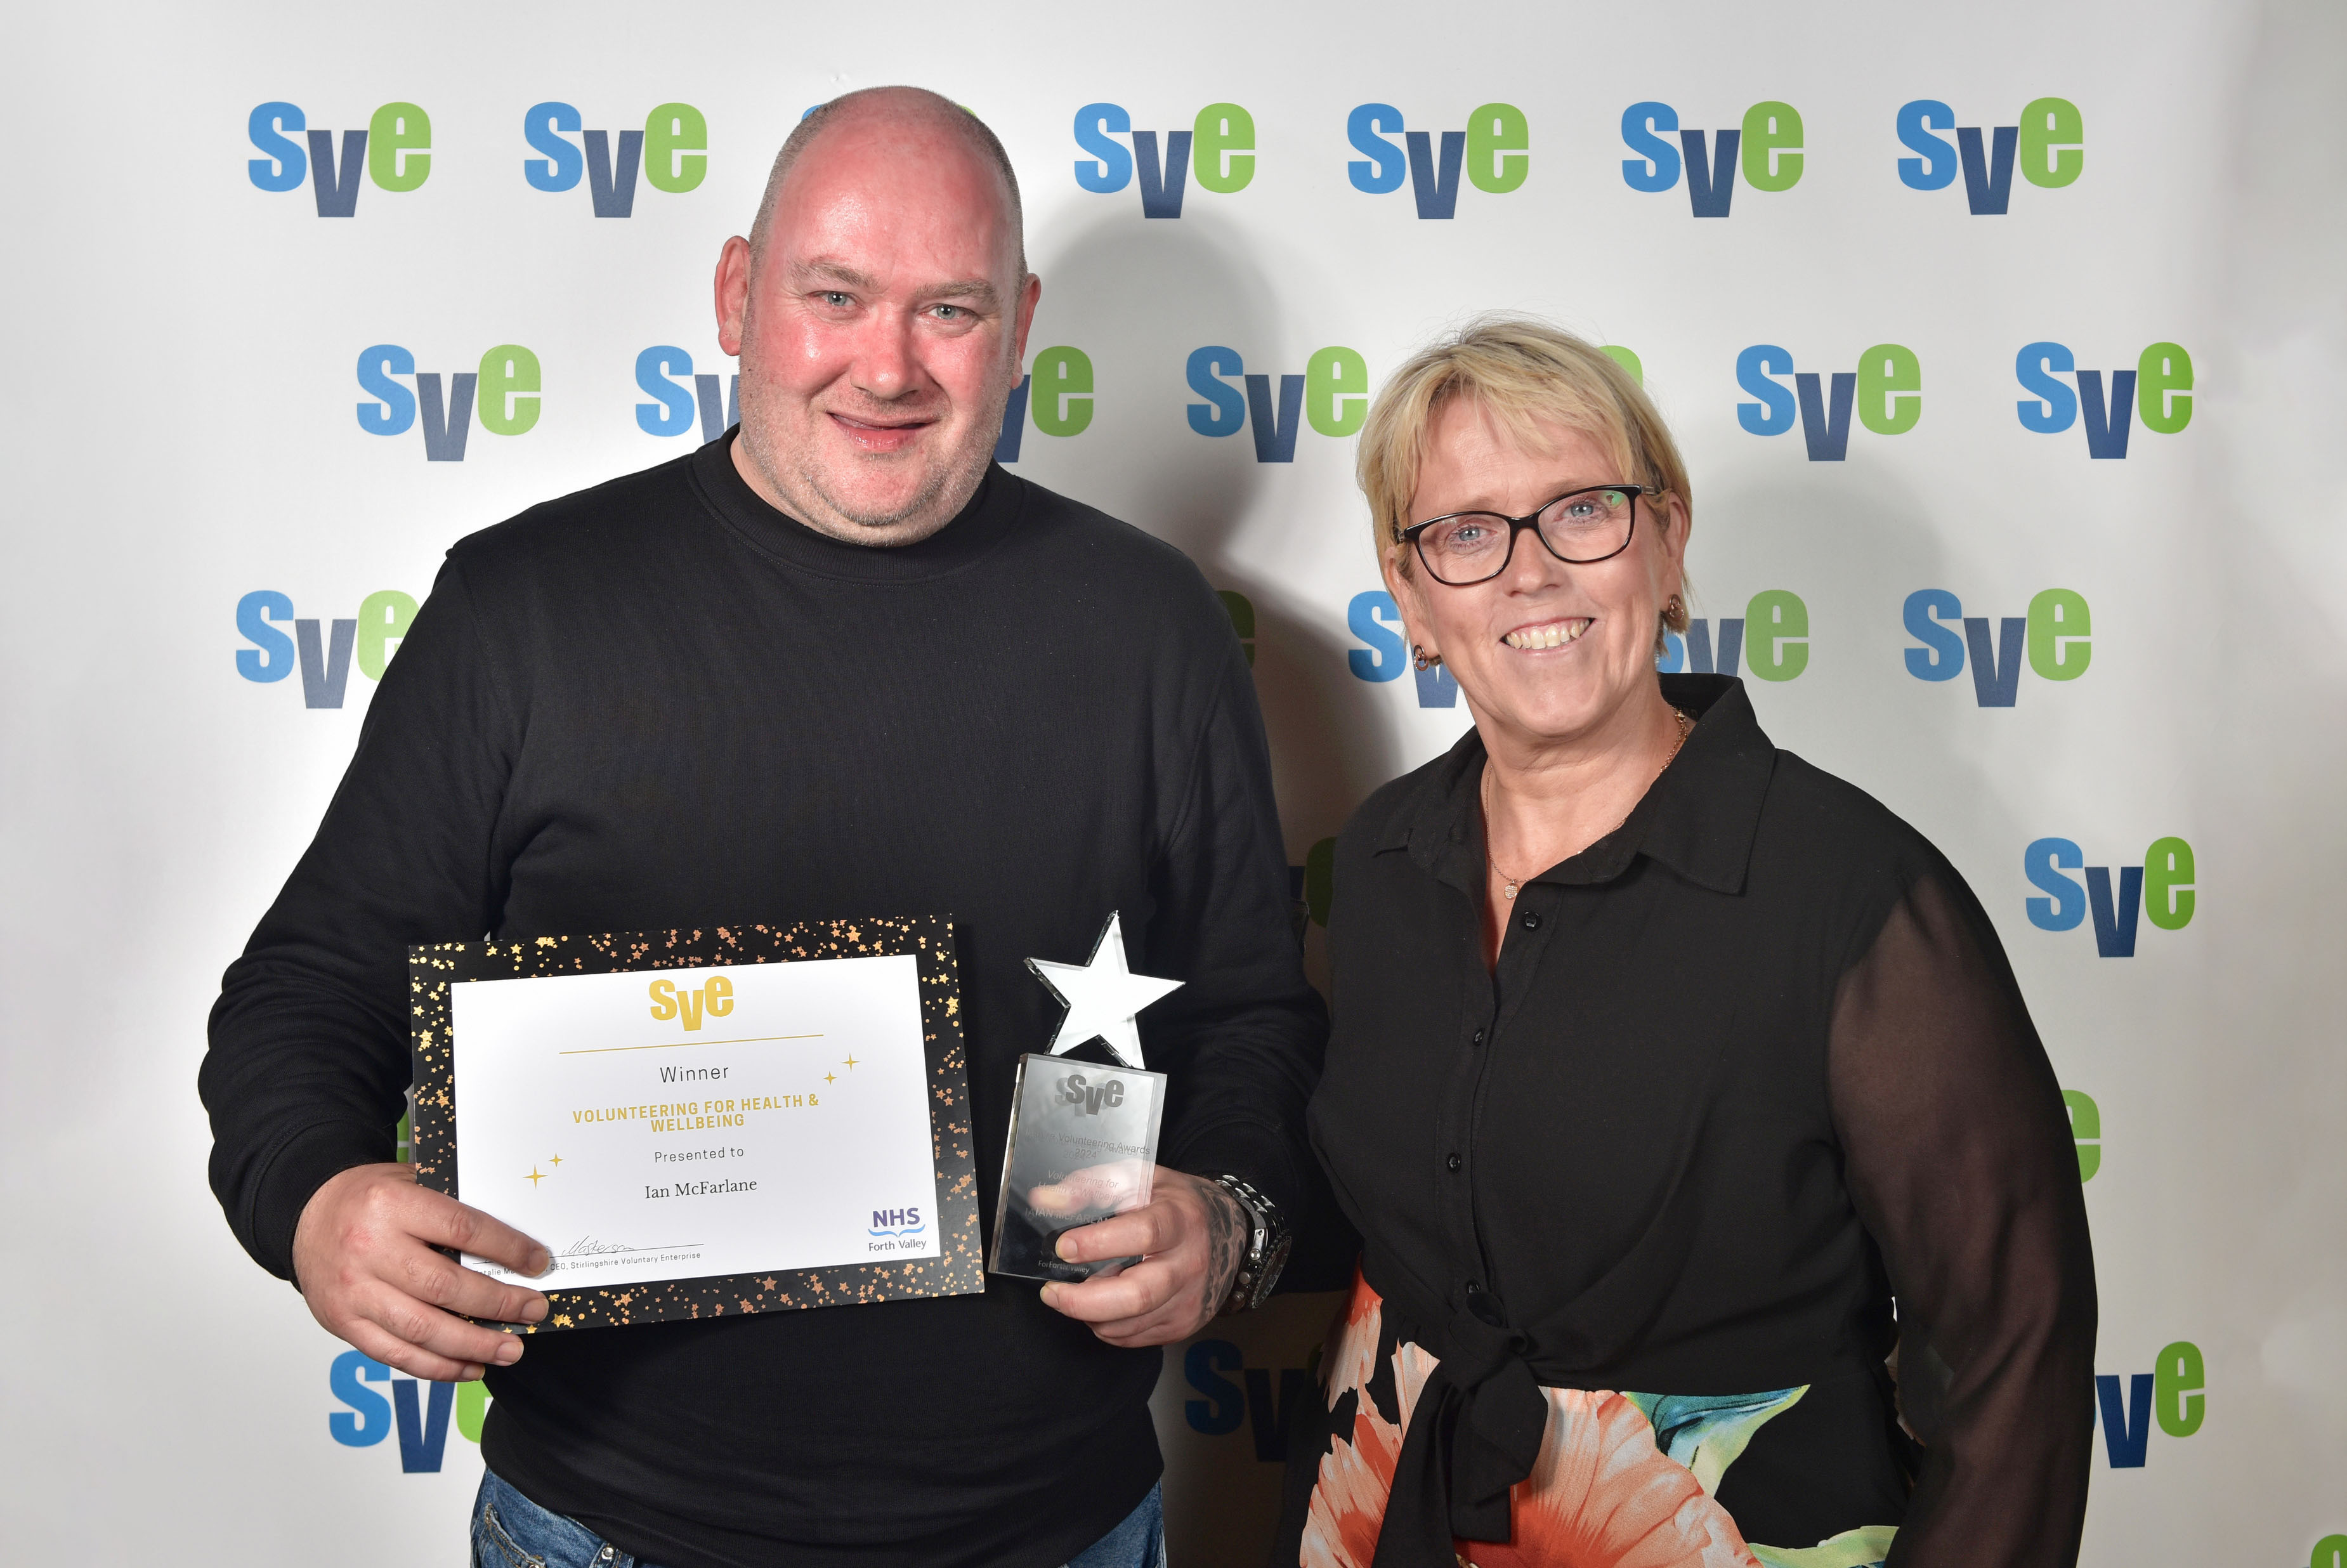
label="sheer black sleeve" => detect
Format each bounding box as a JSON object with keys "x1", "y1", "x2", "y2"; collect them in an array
[{"x1": 1828, "y1": 870, "x2": 2097, "y2": 1567}]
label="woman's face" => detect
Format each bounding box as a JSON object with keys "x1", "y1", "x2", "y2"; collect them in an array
[{"x1": 1383, "y1": 398, "x2": 1689, "y2": 754}]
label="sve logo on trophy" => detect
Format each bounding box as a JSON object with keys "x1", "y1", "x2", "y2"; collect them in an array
[{"x1": 1056, "y1": 1073, "x2": 1128, "y2": 1117}]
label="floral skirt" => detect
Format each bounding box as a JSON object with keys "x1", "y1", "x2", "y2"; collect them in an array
[{"x1": 1288, "y1": 1271, "x2": 1899, "y2": 1568}]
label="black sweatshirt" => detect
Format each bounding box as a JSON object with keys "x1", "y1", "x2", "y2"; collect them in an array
[{"x1": 201, "y1": 434, "x2": 1328, "y2": 1568}]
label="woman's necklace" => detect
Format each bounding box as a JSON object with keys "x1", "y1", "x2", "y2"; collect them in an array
[{"x1": 1485, "y1": 708, "x2": 1694, "y2": 901}]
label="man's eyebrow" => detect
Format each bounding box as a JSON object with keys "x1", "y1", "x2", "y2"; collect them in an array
[
  {"x1": 786, "y1": 262, "x2": 1000, "y2": 311},
  {"x1": 790, "y1": 259, "x2": 879, "y2": 290},
  {"x1": 913, "y1": 278, "x2": 1001, "y2": 310}
]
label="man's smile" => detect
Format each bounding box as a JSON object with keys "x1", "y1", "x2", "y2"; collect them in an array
[{"x1": 827, "y1": 409, "x2": 936, "y2": 454}]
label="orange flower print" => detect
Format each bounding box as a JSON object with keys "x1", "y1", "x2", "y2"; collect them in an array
[
  {"x1": 1300, "y1": 1287, "x2": 1408, "y2": 1568},
  {"x1": 1300, "y1": 1277, "x2": 1844, "y2": 1568},
  {"x1": 1323, "y1": 1270, "x2": 1387, "y2": 1416},
  {"x1": 1299, "y1": 1390, "x2": 1404, "y2": 1568},
  {"x1": 1455, "y1": 1387, "x2": 1761, "y2": 1568}
]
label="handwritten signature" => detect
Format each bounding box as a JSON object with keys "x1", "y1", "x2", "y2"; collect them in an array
[{"x1": 559, "y1": 1236, "x2": 699, "y2": 1259}]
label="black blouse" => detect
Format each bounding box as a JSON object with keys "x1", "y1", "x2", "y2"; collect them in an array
[{"x1": 1293, "y1": 674, "x2": 2096, "y2": 1567}]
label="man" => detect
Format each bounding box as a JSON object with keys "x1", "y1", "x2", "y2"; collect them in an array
[{"x1": 202, "y1": 88, "x2": 1324, "y2": 1568}]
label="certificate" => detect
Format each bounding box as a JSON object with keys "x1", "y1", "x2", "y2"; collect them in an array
[{"x1": 409, "y1": 917, "x2": 981, "y2": 1332}]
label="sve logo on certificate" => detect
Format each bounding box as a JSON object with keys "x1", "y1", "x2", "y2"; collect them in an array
[{"x1": 409, "y1": 917, "x2": 981, "y2": 1333}]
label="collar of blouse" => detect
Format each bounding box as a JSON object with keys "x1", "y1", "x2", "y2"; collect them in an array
[{"x1": 1374, "y1": 672, "x2": 1778, "y2": 899}]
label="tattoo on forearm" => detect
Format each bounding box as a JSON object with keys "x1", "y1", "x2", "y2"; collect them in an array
[{"x1": 1201, "y1": 1183, "x2": 1246, "y2": 1319}]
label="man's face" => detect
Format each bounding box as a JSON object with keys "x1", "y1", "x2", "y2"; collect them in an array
[{"x1": 717, "y1": 109, "x2": 1040, "y2": 546}]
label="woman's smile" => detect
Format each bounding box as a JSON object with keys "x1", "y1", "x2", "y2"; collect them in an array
[{"x1": 1500, "y1": 616, "x2": 1595, "y2": 652}]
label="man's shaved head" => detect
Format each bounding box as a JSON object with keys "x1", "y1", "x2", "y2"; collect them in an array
[
  {"x1": 749, "y1": 86, "x2": 1025, "y2": 275},
  {"x1": 712, "y1": 82, "x2": 1043, "y2": 547}
]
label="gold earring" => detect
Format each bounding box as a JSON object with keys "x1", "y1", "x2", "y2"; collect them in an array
[
  {"x1": 1412, "y1": 644, "x2": 1442, "y2": 671},
  {"x1": 1661, "y1": 594, "x2": 1689, "y2": 635}
]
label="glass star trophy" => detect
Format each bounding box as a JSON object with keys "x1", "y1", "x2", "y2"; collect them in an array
[{"x1": 989, "y1": 912, "x2": 1178, "y2": 1284}]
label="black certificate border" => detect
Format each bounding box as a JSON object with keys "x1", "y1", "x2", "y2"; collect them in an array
[{"x1": 409, "y1": 916, "x2": 983, "y2": 1333}]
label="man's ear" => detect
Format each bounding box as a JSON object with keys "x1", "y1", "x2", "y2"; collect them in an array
[
  {"x1": 1009, "y1": 272, "x2": 1043, "y2": 391},
  {"x1": 714, "y1": 236, "x2": 753, "y2": 356}
]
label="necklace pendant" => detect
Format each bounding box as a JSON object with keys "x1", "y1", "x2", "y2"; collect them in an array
[{"x1": 1503, "y1": 882, "x2": 1518, "y2": 899}]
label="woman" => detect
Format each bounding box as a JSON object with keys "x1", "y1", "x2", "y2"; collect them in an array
[{"x1": 1281, "y1": 319, "x2": 2095, "y2": 1568}]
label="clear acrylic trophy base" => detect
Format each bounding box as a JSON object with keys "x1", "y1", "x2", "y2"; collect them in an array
[{"x1": 989, "y1": 1052, "x2": 1167, "y2": 1283}]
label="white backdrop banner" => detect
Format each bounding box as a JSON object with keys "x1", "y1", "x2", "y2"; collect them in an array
[{"x1": 3, "y1": 1, "x2": 2343, "y2": 1564}]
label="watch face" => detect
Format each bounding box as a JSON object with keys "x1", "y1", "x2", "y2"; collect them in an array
[{"x1": 1253, "y1": 1232, "x2": 1295, "y2": 1307}]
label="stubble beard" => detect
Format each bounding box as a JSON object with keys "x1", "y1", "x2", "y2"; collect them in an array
[{"x1": 735, "y1": 341, "x2": 1013, "y2": 545}]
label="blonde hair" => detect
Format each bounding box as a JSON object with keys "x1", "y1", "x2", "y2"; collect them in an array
[{"x1": 1358, "y1": 317, "x2": 1691, "y2": 583}]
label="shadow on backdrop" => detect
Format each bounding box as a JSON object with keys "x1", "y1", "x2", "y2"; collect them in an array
[
  {"x1": 1026, "y1": 208, "x2": 1403, "y2": 888},
  {"x1": 1695, "y1": 460, "x2": 2032, "y2": 872}
]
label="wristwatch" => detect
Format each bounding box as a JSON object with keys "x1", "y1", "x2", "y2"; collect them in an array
[{"x1": 1210, "y1": 1173, "x2": 1293, "y2": 1315}]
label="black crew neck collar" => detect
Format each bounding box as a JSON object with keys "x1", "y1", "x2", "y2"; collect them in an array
[
  {"x1": 1376, "y1": 673, "x2": 1775, "y2": 897},
  {"x1": 687, "y1": 428, "x2": 1024, "y2": 584}
]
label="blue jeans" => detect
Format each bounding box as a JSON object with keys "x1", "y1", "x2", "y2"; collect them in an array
[{"x1": 471, "y1": 1467, "x2": 1165, "y2": 1568}]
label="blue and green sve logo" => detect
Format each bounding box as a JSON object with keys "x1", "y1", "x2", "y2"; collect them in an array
[
  {"x1": 358, "y1": 344, "x2": 540, "y2": 461},
  {"x1": 1349, "y1": 102, "x2": 1527, "y2": 218},
  {"x1": 1904, "y1": 589, "x2": 2089, "y2": 707},
  {"x1": 1897, "y1": 97, "x2": 2081, "y2": 213},
  {"x1": 330, "y1": 1351, "x2": 488, "y2": 1472},
  {"x1": 2017, "y1": 341, "x2": 2190, "y2": 459},
  {"x1": 2025, "y1": 835, "x2": 2195, "y2": 958},
  {"x1": 1187, "y1": 346, "x2": 1366, "y2": 462},
  {"x1": 1621, "y1": 100, "x2": 1801, "y2": 216},
  {"x1": 236, "y1": 589, "x2": 414, "y2": 709},
  {"x1": 1073, "y1": 102, "x2": 1253, "y2": 217},
  {"x1": 248, "y1": 101, "x2": 431, "y2": 216},
  {"x1": 525, "y1": 101, "x2": 707, "y2": 216},
  {"x1": 1737, "y1": 344, "x2": 1919, "y2": 461}
]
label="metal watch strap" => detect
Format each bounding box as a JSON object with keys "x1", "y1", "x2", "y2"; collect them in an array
[{"x1": 1210, "y1": 1173, "x2": 1289, "y2": 1314}]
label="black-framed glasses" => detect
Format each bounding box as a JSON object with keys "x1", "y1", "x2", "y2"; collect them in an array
[{"x1": 1397, "y1": 484, "x2": 1654, "y2": 586}]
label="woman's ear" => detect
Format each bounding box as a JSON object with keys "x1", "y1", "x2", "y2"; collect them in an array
[
  {"x1": 1658, "y1": 492, "x2": 1691, "y2": 569},
  {"x1": 1378, "y1": 546, "x2": 1434, "y2": 661},
  {"x1": 1649, "y1": 492, "x2": 1691, "y2": 608}
]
